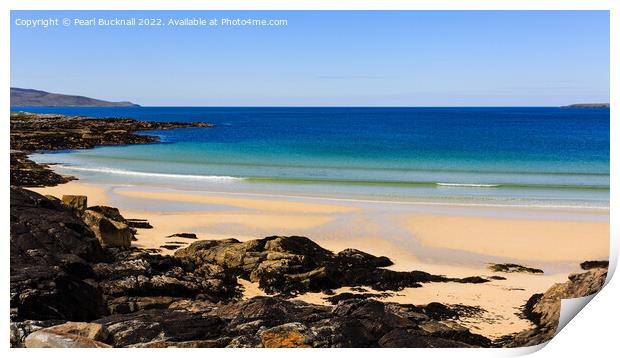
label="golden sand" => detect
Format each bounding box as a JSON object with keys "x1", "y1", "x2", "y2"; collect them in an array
[{"x1": 30, "y1": 180, "x2": 610, "y2": 339}]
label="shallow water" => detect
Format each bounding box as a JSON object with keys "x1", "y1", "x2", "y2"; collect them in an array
[{"x1": 19, "y1": 106, "x2": 610, "y2": 208}]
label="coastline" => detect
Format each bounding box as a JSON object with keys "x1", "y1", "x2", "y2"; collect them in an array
[
  {"x1": 29, "y1": 179, "x2": 609, "y2": 338},
  {"x1": 10, "y1": 111, "x2": 610, "y2": 347}
]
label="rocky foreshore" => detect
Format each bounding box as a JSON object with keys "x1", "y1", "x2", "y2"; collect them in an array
[
  {"x1": 11, "y1": 186, "x2": 497, "y2": 347},
  {"x1": 10, "y1": 112, "x2": 213, "y2": 187},
  {"x1": 9, "y1": 185, "x2": 609, "y2": 348},
  {"x1": 9, "y1": 112, "x2": 609, "y2": 348}
]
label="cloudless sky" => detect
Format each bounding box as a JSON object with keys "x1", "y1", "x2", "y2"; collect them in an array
[{"x1": 11, "y1": 10, "x2": 609, "y2": 106}]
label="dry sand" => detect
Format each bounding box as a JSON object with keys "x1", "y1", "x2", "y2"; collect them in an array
[
  {"x1": 403, "y1": 214, "x2": 609, "y2": 262},
  {"x1": 30, "y1": 180, "x2": 610, "y2": 339}
]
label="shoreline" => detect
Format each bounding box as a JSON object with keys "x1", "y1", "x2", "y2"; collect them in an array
[
  {"x1": 30, "y1": 180, "x2": 609, "y2": 267},
  {"x1": 29, "y1": 178, "x2": 609, "y2": 339},
  {"x1": 29, "y1": 158, "x2": 611, "y2": 211},
  {"x1": 11, "y1": 111, "x2": 610, "y2": 346}
]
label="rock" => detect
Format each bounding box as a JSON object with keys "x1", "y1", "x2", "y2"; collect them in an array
[
  {"x1": 325, "y1": 292, "x2": 392, "y2": 304},
  {"x1": 128, "y1": 338, "x2": 231, "y2": 348},
  {"x1": 82, "y1": 209, "x2": 132, "y2": 248},
  {"x1": 488, "y1": 263, "x2": 544, "y2": 274},
  {"x1": 161, "y1": 244, "x2": 182, "y2": 250},
  {"x1": 94, "y1": 309, "x2": 225, "y2": 347},
  {"x1": 378, "y1": 329, "x2": 472, "y2": 348},
  {"x1": 10, "y1": 151, "x2": 73, "y2": 187},
  {"x1": 87, "y1": 206, "x2": 127, "y2": 223},
  {"x1": 10, "y1": 112, "x2": 213, "y2": 187},
  {"x1": 127, "y1": 219, "x2": 153, "y2": 229},
  {"x1": 580, "y1": 260, "x2": 608, "y2": 270},
  {"x1": 10, "y1": 319, "x2": 65, "y2": 347},
  {"x1": 206, "y1": 296, "x2": 490, "y2": 348},
  {"x1": 106, "y1": 296, "x2": 177, "y2": 314},
  {"x1": 92, "y1": 248, "x2": 240, "y2": 311},
  {"x1": 24, "y1": 329, "x2": 111, "y2": 348},
  {"x1": 61, "y1": 195, "x2": 88, "y2": 212},
  {"x1": 10, "y1": 187, "x2": 107, "y2": 321},
  {"x1": 176, "y1": 236, "x2": 489, "y2": 295},
  {"x1": 10, "y1": 112, "x2": 213, "y2": 152},
  {"x1": 507, "y1": 265, "x2": 608, "y2": 347},
  {"x1": 167, "y1": 233, "x2": 198, "y2": 239},
  {"x1": 260, "y1": 323, "x2": 313, "y2": 348},
  {"x1": 34, "y1": 322, "x2": 108, "y2": 341}
]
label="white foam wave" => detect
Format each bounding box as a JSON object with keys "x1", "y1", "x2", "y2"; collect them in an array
[
  {"x1": 436, "y1": 182, "x2": 500, "y2": 188},
  {"x1": 55, "y1": 165, "x2": 244, "y2": 182}
]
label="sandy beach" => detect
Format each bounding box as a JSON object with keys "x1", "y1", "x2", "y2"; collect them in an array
[{"x1": 29, "y1": 179, "x2": 609, "y2": 339}]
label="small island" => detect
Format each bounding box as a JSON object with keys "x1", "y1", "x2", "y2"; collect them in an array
[{"x1": 561, "y1": 103, "x2": 609, "y2": 108}]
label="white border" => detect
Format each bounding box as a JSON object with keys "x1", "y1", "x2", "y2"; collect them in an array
[{"x1": 2, "y1": 1, "x2": 617, "y2": 357}]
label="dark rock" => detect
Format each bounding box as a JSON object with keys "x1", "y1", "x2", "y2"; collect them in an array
[
  {"x1": 167, "y1": 233, "x2": 198, "y2": 239},
  {"x1": 61, "y1": 195, "x2": 88, "y2": 212},
  {"x1": 25, "y1": 329, "x2": 111, "y2": 348},
  {"x1": 10, "y1": 185, "x2": 500, "y2": 348},
  {"x1": 488, "y1": 263, "x2": 543, "y2": 274},
  {"x1": 10, "y1": 187, "x2": 107, "y2": 321},
  {"x1": 87, "y1": 206, "x2": 127, "y2": 223},
  {"x1": 378, "y1": 329, "x2": 472, "y2": 348},
  {"x1": 82, "y1": 209, "x2": 132, "y2": 248},
  {"x1": 506, "y1": 265, "x2": 608, "y2": 347},
  {"x1": 260, "y1": 323, "x2": 313, "y2": 347},
  {"x1": 10, "y1": 319, "x2": 65, "y2": 348},
  {"x1": 160, "y1": 244, "x2": 182, "y2": 250},
  {"x1": 127, "y1": 219, "x2": 153, "y2": 229},
  {"x1": 325, "y1": 292, "x2": 392, "y2": 304},
  {"x1": 129, "y1": 338, "x2": 231, "y2": 348},
  {"x1": 92, "y1": 248, "x2": 240, "y2": 311},
  {"x1": 176, "y1": 236, "x2": 489, "y2": 295},
  {"x1": 10, "y1": 112, "x2": 213, "y2": 187},
  {"x1": 203, "y1": 296, "x2": 492, "y2": 348},
  {"x1": 94, "y1": 309, "x2": 225, "y2": 347},
  {"x1": 10, "y1": 112, "x2": 213, "y2": 153},
  {"x1": 10, "y1": 151, "x2": 73, "y2": 187},
  {"x1": 580, "y1": 260, "x2": 608, "y2": 270}
]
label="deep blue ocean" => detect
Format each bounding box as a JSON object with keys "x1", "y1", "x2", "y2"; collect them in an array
[{"x1": 16, "y1": 106, "x2": 610, "y2": 208}]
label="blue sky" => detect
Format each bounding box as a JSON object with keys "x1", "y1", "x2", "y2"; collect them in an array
[{"x1": 11, "y1": 10, "x2": 609, "y2": 106}]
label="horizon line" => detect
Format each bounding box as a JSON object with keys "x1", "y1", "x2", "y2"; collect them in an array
[{"x1": 9, "y1": 104, "x2": 611, "y2": 108}]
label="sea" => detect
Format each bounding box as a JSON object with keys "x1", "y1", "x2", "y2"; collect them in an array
[{"x1": 15, "y1": 106, "x2": 610, "y2": 209}]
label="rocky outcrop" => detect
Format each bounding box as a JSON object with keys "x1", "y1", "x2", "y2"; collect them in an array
[
  {"x1": 86, "y1": 296, "x2": 490, "y2": 348},
  {"x1": 24, "y1": 322, "x2": 110, "y2": 348},
  {"x1": 93, "y1": 248, "x2": 240, "y2": 314},
  {"x1": 175, "y1": 236, "x2": 489, "y2": 295},
  {"x1": 167, "y1": 233, "x2": 198, "y2": 239},
  {"x1": 10, "y1": 187, "x2": 107, "y2": 321},
  {"x1": 61, "y1": 195, "x2": 88, "y2": 212},
  {"x1": 25, "y1": 329, "x2": 111, "y2": 348},
  {"x1": 10, "y1": 151, "x2": 74, "y2": 187},
  {"x1": 82, "y1": 209, "x2": 133, "y2": 248},
  {"x1": 10, "y1": 187, "x2": 240, "y2": 324},
  {"x1": 10, "y1": 186, "x2": 501, "y2": 348},
  {"x1": 580, "y1": 261, "x2": 609, "y2": 270},
  {"x1": 10, "y1": 112, "x2": 213, "y2": 187},
  {"x1": 506, "y1": 262, "x2": 608, "y2": 347},
  {"x1": 94, "y1": 309, "x2": 226, "y2": 347},
  {"x1": 488, "y1": 263, "x2": 544, "y2": 274},
  {"x1": 126, "y1": 219, "x2": 153, "y2": 229}
]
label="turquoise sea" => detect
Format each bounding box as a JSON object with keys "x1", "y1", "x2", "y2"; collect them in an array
[{"x1": 16, "y1": 107, "x2": 610, "y2": 209}]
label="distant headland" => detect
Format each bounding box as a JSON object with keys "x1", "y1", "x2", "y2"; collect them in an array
[
  {"x1": 561, "y1": 103, "x2": 609, "y2": 108},
  {"x1": 10, "y1": 87, "x2": 140, "y2": 107}
]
